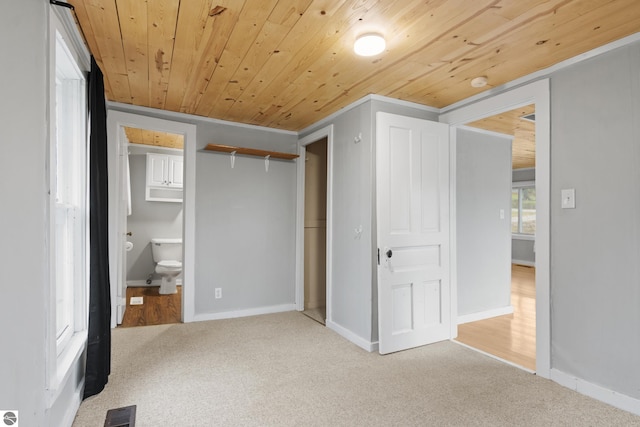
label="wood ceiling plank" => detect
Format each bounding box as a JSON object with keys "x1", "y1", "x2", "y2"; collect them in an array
[
  {"x1": 177, "y1": 0, "x2": 245, "y2": 114},
  {"x1": 124, "y1": 127, "x2": 184, "y2": 149},
  {"x1": 116, "y1": 0, "x2": 149, "y2": 105},
  {"x1": 237, "y1": 0, "x2": 385, "y2": 126},
  {"x1": 191, "y1": 0, "x2": 280, "y2": 118},
  {"x1": 209, "y1": 0, "x2": 314, "y2": 121},
  {"x1": 147, "y1": 0, "x2": 180, "y2": 110},
  {"x1": 265, "y1": 0, "x2": 493, "y2": 128},
  {"x1": 67, "y1": 0, "x2": 114, "y2": 99},
  {"x1": 396, "y1": 0, "x2": 640, "y2": 107},
  {"x1": 80, "y1": 0, "x2": 131, "y2": 102},
  {"x1": 163, "y1": 0, "x2": 224, "y2": 111}
]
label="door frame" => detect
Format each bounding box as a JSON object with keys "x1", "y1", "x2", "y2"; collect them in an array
[
  {"x1": 295, "y1": 125, "x2": 334, "y2": 323},
  {"x1": 439, "y1": 79, "x2": 550, "y2": 378},
  {"x1": 107, "y1": 110, "x2": 197, "y2": 327}
]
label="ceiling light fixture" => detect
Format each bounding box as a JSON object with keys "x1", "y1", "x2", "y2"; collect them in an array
[
  {"x1": 471, "y1": 76, "x2": 488, "y2": 88},
  {"x1": 354, "y1": 33, "x2": 386, "y2": 56}
]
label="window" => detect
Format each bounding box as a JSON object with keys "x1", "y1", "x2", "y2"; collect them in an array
[
  {"x1": 51, "y1": 30, "x2": 88, "y2": 357},
  {"x1": 512, "y1": 183, "x2": 536, "y2": 235}
]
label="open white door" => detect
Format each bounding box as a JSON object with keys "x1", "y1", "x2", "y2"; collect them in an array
[
  {"x1": 115, "y1": 126, "x2": 128, "y2": 325},
  {"x1": 376, "y1": 112, "x2": 450, "y2": 355}
]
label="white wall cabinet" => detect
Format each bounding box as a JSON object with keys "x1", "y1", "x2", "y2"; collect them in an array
[{"x1": 145, "y1": 153, "x2": 183, "y2": 202}]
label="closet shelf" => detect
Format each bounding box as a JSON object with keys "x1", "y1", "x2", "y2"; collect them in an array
[{"x1": 203, "y1": 143, "x2": 299, "y2": 160}]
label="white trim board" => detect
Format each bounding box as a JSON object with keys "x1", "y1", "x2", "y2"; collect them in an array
[
  {"x1": 298, "y1": 94, "x2": 438, "y2": 136},
  {"x1": 457, "y1": 124, "x2": 515, "y2": 141},
  {"x1": 457, "y1": 306, "x2": 514, "y2": 325},
  {"x1": 551, "y1": 369, "x2": 640, "y2": 416},
  {"x1": 192, "y1": 304, "x2": 297, "y2": 322},
  {"x1": 108, "y1": 101, "x2": 297, "y2": 136},
  {"x1": 326, "y1": 320, "x2": 379, "y2": 353}
]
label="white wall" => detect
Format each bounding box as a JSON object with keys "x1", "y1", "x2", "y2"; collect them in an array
[
  {"x1": 0, "y1": 2, "x2": 85, "y2": 425},
  {"x1": 550, "y1": 41, "x2": 640, "y2": 400},
  {"x1": 456, "y1": 128, "x2": 513, "y2": 317}
]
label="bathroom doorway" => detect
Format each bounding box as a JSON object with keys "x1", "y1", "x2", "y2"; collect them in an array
[
  {"x1": 119, "y1": 127, "x2": 185, "y2": 328},
  {"x1": 107, "y1": 110, "x2": 196, "y2": 328},
  {"x1": 302, "y1": 137, "x2": 328, "y2": 325}
]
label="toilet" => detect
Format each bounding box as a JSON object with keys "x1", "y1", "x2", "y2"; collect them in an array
[{"x1": 151, "y1": 238, "x2": 182, "y2": 294}]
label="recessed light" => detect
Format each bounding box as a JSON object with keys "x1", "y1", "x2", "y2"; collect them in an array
[
  {"x1": 471, "y1": 76, "x2": 488, "y2": 88},
  {"x1": 354, "y1": 33, "x2": 386, "y2": 57}
]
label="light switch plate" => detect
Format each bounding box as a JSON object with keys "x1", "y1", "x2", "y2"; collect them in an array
[
  {"x1": 561, "y1": 188, "x2": 575, "y2": 209},
  {"x1": 130, "y1": 296, "x2": 144, "y2": 305}
]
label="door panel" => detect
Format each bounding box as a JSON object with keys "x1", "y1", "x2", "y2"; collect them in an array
[{"x1": 377, "y1": 112, "x2": 450, "y2": 355}]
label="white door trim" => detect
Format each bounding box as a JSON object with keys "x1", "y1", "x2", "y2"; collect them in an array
[
  {"x1": 439, "y1": 78, "x2": 551, "y2": 378},
  {"x1": 296, "y1": 125, "x2": 334, "y2": 324},
  {"x1": 106, "y1": 111, "x2": 197, "y2": 326}
]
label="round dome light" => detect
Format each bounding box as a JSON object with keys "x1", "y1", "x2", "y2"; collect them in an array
[{"x1": 354, "y1": 33, "x2": 386, "y2": 57}]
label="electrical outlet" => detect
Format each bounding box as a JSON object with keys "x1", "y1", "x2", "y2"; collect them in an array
[
  {"x1": 215, "y1": 288, "x2": 222, "y2": 299},
  {"x1": 130, "y1": 296, "x2": 143, "y2": 305}
]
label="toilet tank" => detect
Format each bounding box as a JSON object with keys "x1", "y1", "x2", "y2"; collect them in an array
[{"x1": 151, "y1": 238, "x2": 183, "y2": 262}]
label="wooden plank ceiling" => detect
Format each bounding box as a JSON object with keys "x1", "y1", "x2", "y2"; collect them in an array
[
  {"x1": 69, "y1": 0, "x2": 640, "y2": 132},
  {"x1": 467, "y1": 104, "x2": 535, "y2": 170},
  {"x1": 124, "y1": 127, "x2": 184, "y2": 149}
]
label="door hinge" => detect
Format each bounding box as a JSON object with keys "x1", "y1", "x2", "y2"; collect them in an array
[{"x1": 377, "y1": 248, "x2": 380, "y2": 265}]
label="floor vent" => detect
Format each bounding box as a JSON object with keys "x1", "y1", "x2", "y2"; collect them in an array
[{"x1": 104, "y1": 405, "x2": 136, "y2": 427}]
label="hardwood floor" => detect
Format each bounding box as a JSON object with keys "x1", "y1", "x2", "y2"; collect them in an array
[
  {"x1": 120, "y1": 286, "x2": 182, "y2": 328},
  {"x1": 456, "y1": 265, "x2": 536, "y2": 371}
]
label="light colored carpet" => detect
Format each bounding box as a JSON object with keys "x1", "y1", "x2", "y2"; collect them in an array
[{"x1": 73, "y1": 311, "x2": 640, "y2": 426}]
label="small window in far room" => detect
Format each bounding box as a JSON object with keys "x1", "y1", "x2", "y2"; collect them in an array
[{"x1": 512, "y1": 184, "x2": 536, "y2": 235}]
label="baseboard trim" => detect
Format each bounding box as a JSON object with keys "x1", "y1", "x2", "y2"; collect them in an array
[
  {"x1": 127, "y1": 279, "x2": 183, "y2": 287},
  {"x1": 326, "y1": 320, "x2": 378, "y2": 352},
  {"x1": 512, "y1": 259, "x2": 535, "y2": 267},
  {"x1": 192, "y1": 304, "x2": 297, "y2": 322},
  {"x1": 457, "y1": 305, "x2": 514, "y2": 325},
  {"x1": 550, "y1": 368, "x2": 640, "y2": 416},
  {"x1": 59, "y1": 380, "x2": 83, "y2": 427}
]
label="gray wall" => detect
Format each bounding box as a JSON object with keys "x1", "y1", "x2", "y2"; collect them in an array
[
  {"x1": 301, "y1": 97, "x2": 439, "y2": 345},
  {"x1": 126, "y1": 153, "x2": 183, "y2": 282},
  {"x1": 550, "y1": 41, "x2": 640, "y2": 399},
  {"x1": 456, "y1": 129, "x2": 512, "y2": 316},
  {"x1": 193, "y1": 121, "x2": 298, "y2": 315},
  {"x1": 0, "y1": 2, "x2": 83, "y2": 425},
  {"x1": 512, "y1": 167, "x2": 536, "y2": 264}
]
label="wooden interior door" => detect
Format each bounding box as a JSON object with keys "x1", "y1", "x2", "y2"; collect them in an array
[{"x1": 376, "y1": 112, "x2": 451, "y2": 354}]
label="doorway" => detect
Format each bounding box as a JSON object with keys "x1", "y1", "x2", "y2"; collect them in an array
[
  {"x1": 119, "y1": 127, "x2": 185, "y2": 328},
  {"x1": 302, "y1": 137, "x2": 328, "y2": 325},
  {"x1": 455, "y1": 105, "x2": 537, "y2": 371},
  {"x1": 107, "y1": 110, "x2": 197, "y2": 328},
  {"x1": 440, "y1": 79, "x2": 550, "y2": 378}
]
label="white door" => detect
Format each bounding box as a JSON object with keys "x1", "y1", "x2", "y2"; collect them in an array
[
  {"x1": 376, "y1": 112, "x2": 451, "y2": 355},
  {"x1": 115, "y1": 127, "x2": 129, "y2": 324}
]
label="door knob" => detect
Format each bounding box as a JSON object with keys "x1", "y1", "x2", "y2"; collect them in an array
[{"x1": 386, "y1": 249, "x2": 393, "y2": 258}]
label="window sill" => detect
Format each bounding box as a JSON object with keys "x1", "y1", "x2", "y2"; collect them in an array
[
  {"x1": 48, "y1": 331, "x2": 87, "y2": 406},
  {"x1": 512, "y1": 234, "x2": 535, "y2": 241}
]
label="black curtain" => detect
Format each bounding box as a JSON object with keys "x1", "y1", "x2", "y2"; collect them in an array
[{"x1": 84, "y1": 56, "x2": 111, "y2": 399}]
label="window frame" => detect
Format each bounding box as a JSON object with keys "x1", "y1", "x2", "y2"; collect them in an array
[
  {"x1": 47, "y1": 10, "x2": 90, "y2": 401},
  {"x1": 512, "y1": 180, "x2": 536, "y2": 239}
]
